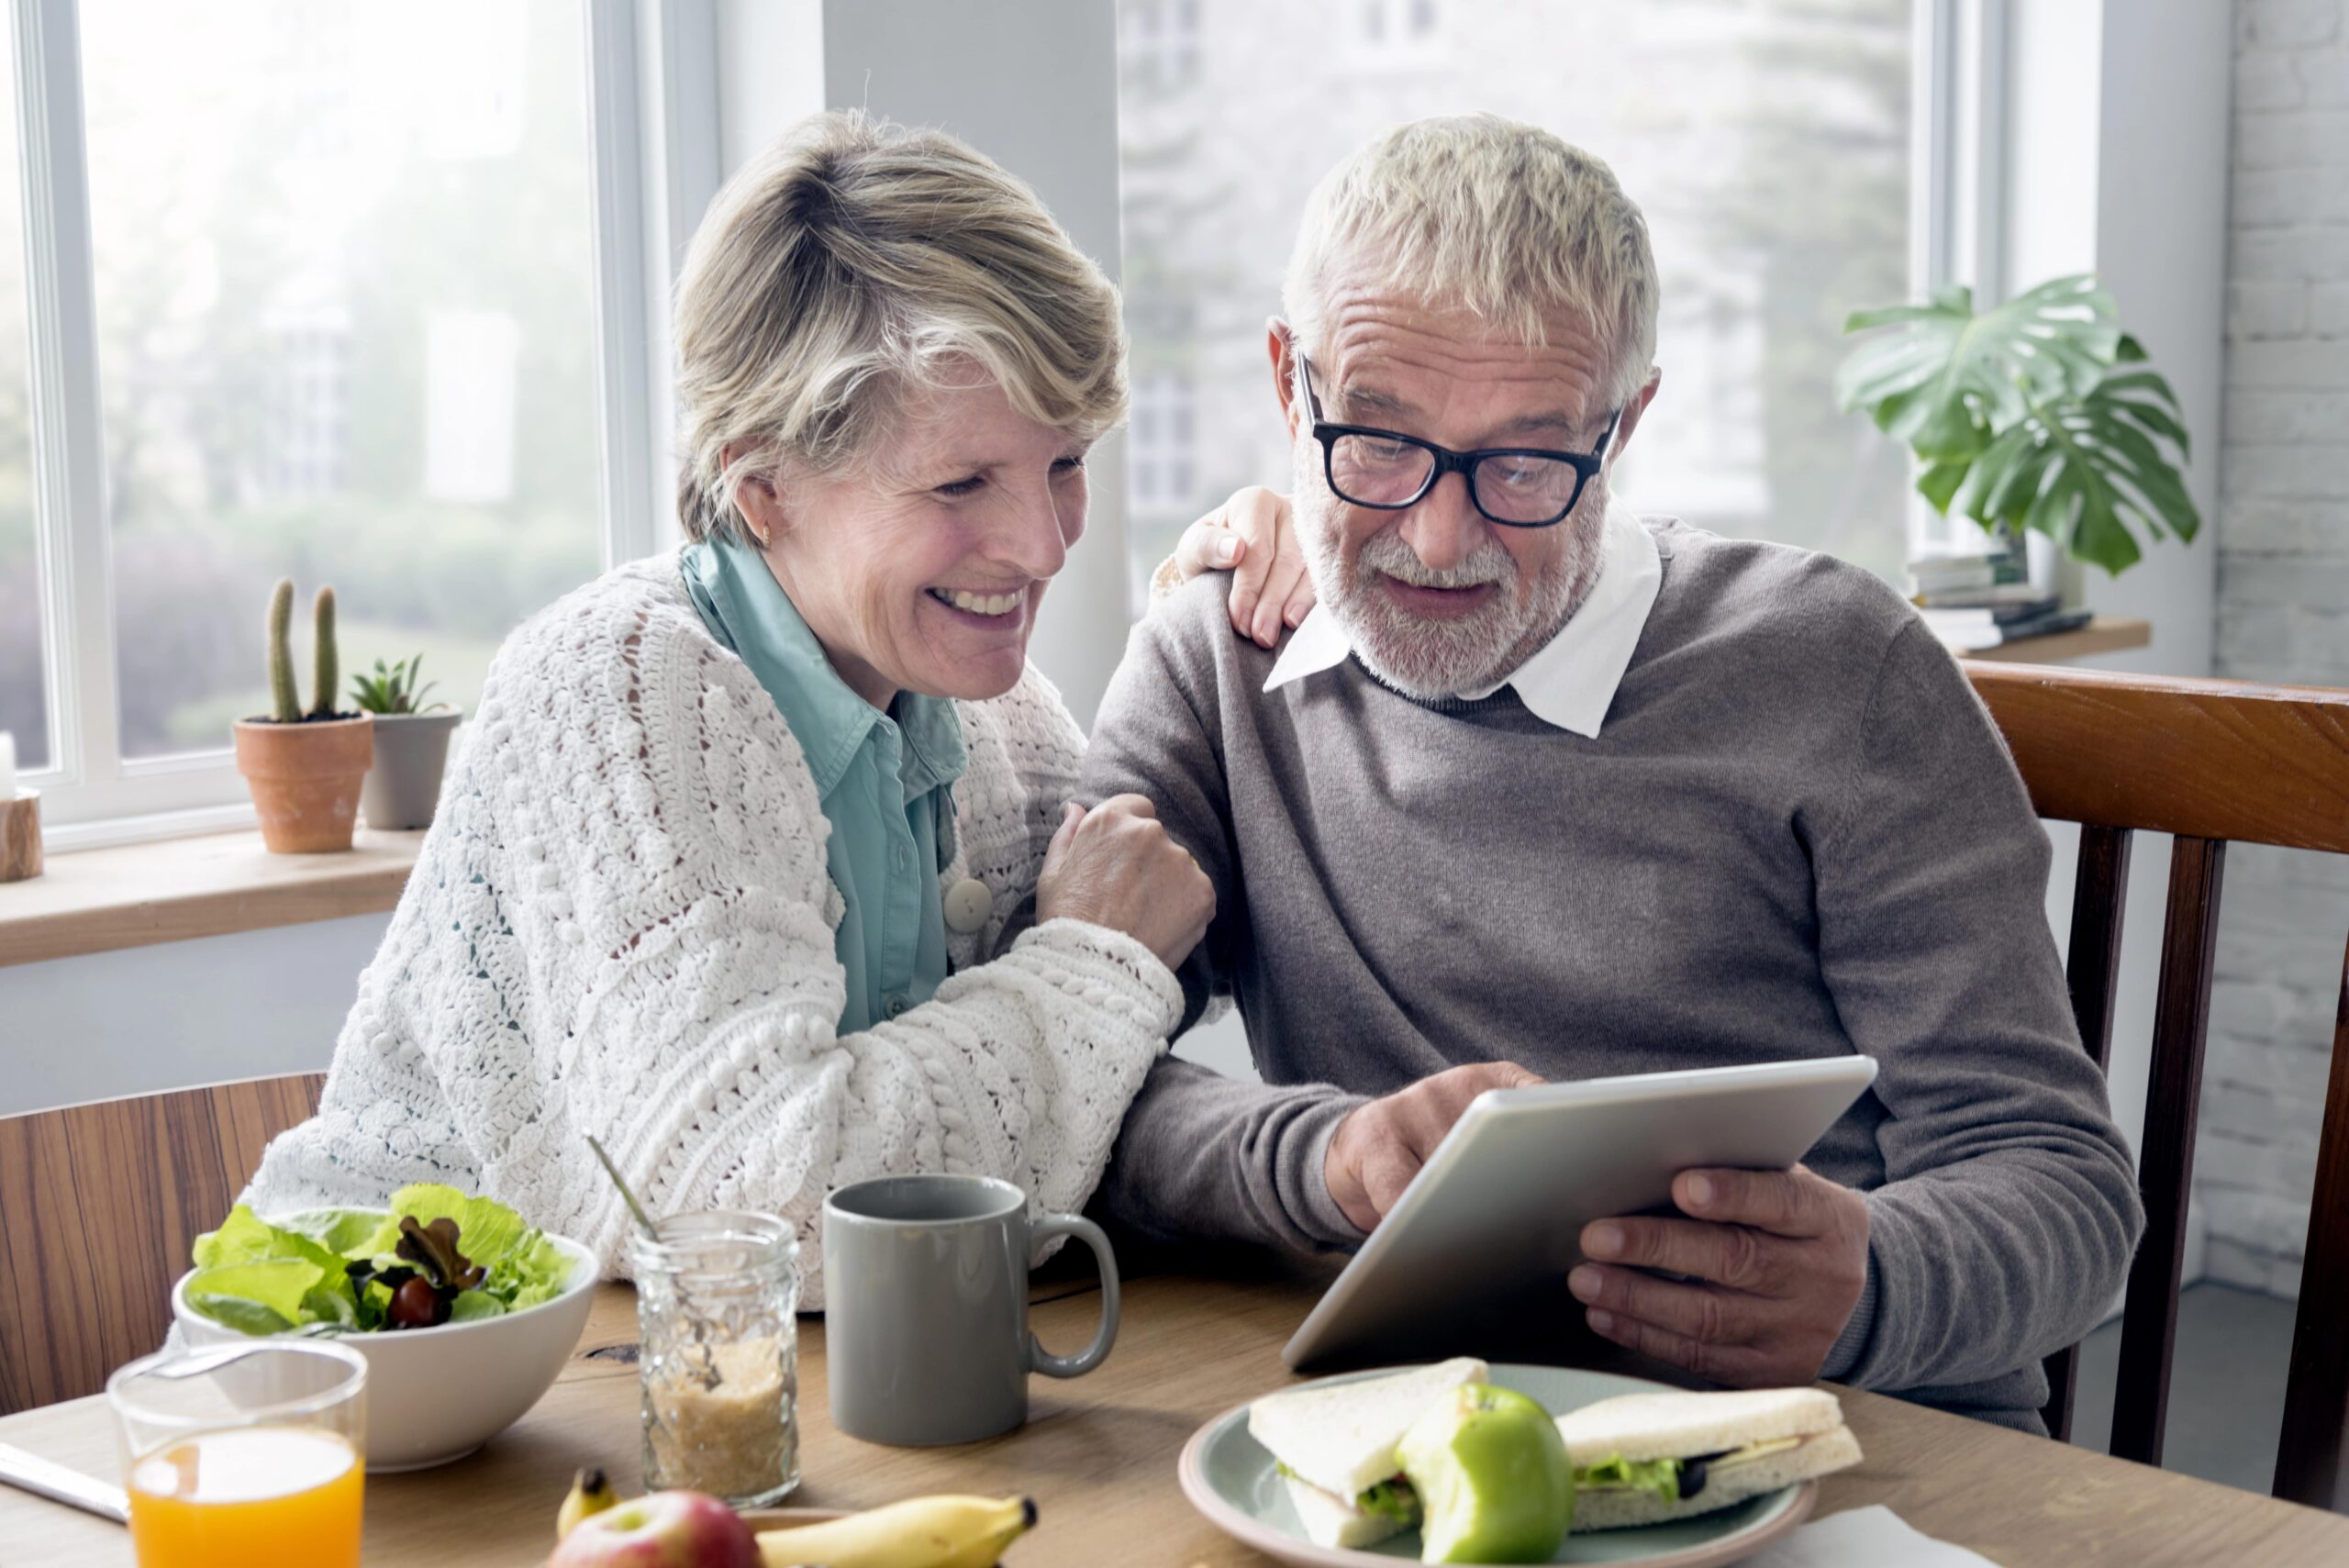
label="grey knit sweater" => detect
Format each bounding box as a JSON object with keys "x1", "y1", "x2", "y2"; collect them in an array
[{"x1": 1082, "y1": 517, "x2": 2144, "y2": 1432}]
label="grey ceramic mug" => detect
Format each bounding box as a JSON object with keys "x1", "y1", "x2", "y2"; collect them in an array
[{"x1": 822, "y1": 1173, "x2": 1119, "y2": 1447}]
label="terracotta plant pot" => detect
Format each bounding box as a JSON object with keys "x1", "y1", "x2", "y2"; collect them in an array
[
  {"x1": 234, "y1": 714, "x2": 373, "y2": 852},
  {"x1": 361, "y1": 709, "x2": 462, "y2": 830}
]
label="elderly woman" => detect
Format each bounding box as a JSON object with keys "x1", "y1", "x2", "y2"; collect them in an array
[{"x1": 241, "y1": 111, "x2": 1302, "y2": 1306}]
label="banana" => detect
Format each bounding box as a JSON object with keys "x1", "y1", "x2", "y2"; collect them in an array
[
  {"x1": 555, "y1": 1466, "x2": 621, "y2": 1541},
  {"x1": 756, "y1": 1494, "x2": 1037, "y2": 1568}
]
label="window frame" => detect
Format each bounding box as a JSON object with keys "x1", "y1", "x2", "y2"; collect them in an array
[
  {"x1": 14, "y1": 0, "x2": 718, "y2": 850},
  {"x1": 1908, "y1": 0, "x2": 2013, "y2": 560}
]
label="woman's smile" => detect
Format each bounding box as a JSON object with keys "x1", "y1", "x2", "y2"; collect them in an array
[{"x1": 925, "y1": 584, "x2": 1031, "y2": 620}]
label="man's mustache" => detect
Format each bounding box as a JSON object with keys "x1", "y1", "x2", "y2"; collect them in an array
[{"x1": 1354, "y1": 528, "x2": 1515, "y2": 591}]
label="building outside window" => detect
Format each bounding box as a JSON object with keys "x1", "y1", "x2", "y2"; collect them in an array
[
  {"x1": 255, "y1": 307, "x2": 352, "y2": 504},
  {"x1": 1121, "y1": 0, "x2": 1201, "y2": 92},
  {"x1": 1129, "y1": 370, "x2": 1199, "y2": 528}
]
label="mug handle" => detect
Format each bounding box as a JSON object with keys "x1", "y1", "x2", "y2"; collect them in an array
[{"x1": 1027, "y1": 1212, "x2": 1119, "y2": 1378}]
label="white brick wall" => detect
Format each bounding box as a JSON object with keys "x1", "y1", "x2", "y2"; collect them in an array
[{"x1": 2199, "y1": 0, "x2": 2349, "y2": 1300}]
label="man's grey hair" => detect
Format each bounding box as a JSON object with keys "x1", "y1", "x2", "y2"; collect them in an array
[
  {"x1": 1281, "y1": 114, "x2": 1659, "y2": 409},
  {"x1": 672, "y1": 110, "x2": 1128, "y2": 544}
]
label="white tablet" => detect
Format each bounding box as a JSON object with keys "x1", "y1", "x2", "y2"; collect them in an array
[{"x1": 1281, "y1": 1056, "x2": 1880, "y2": 1370}]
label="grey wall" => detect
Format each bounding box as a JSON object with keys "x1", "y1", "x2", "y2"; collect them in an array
[{"x1": 2191, "y1": 0, "x2": 2349, "y2": 1300}]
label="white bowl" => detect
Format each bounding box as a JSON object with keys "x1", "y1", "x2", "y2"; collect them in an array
[{"x1": 172, "y1": 1229, "x2": 599, "y2": 1472}]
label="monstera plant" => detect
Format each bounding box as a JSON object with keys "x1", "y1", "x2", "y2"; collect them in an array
[{"x1": 1835, "y1": 273, "x2": 2199, "y2": 576}]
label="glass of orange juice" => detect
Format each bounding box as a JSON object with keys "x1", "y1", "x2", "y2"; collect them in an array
[{"x1": 106, "y1": 1339, "x2": 367, "y2": 1568}]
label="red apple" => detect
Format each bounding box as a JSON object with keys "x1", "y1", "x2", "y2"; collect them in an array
[{"x1": 549, "y1": 1490, "x2": 757, "y2": 1568}]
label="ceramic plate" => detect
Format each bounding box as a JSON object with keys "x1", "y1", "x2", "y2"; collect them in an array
[{"x1": 1177, "y1": 1363, "x2": 1818, "y2": 1568}]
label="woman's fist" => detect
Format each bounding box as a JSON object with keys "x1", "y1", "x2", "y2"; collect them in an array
[{"x1": 1036, "y1": 795, "x2": 1215, "y2": 972}]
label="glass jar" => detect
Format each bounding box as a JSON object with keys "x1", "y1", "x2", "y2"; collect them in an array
[{"x1": 629, "y1": 1208, "x2": 800, "y2": 1507}]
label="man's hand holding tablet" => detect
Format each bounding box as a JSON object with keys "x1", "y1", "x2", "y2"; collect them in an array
[
  {"x1": 1569, "y1": 1165, "x2": 1871, "y2": 1385},
  {"x1": 1321, "y1": 1069, "x2": 1873, "y2": 1385},
  {"x1": 1324, "y1": 1062, "x2": 1545, "y2": 1231}
]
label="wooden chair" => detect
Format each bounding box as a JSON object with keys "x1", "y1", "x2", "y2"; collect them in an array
[
  {"x1": 0, "y1": 1073, "x2": 323, "y2": 1414},
  {"x1": 1964, "y1": 662, "x2": 2349, "y2": 1508}
]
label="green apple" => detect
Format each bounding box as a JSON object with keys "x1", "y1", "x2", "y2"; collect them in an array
[{"x1": 1395, "y1": 1383, "x2": 1575, "y2": 1563}]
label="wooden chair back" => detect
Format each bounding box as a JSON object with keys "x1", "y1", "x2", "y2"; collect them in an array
[
  {"x1": 0, "y1": 1073, "x2": 324, "y2": 1414},
  {"x1": 1965, "y1": 662, "x2": 2349, "y2": 1507}
]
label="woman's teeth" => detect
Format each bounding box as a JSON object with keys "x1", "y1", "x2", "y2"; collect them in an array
[{"x1": 930, "y1": 587, "x2": 1021, "y2": 617}]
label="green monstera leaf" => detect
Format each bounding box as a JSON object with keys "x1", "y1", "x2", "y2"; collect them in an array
[
  {"x1": 1949, "y1": 340, "x2": 2200, "y2": 575},
  {"x1": 1837, "y1": 274, "x2": 2197, "y2": 576}
]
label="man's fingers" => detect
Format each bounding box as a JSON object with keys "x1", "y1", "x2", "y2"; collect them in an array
[
  {"x1": 1583, "y1": 1215, "x2": 1784, "y2": 1296},
  {"x1": 1583, "y1": 1306, "x2": 1765, "y2": 1386},
  {"x1": 1675, "y1": 1167, "x2": 1825, "y2": 1237},
  {"x1": 1567, "y1": 1264, "x2": 1751, "y2": 1348},
  {"x1": 1358, "y1": 1140, "x2": 1423, "y2": 1220}
]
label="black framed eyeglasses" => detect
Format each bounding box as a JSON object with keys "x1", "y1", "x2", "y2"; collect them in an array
[{"x1": 1294, "y1": 355, "x2": 1620, "y2": 528}]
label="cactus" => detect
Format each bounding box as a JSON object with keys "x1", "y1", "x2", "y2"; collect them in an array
[
  {"x1": 266, "y1": 578, "x2": 300, "y2": 723},
  {"x1": 309, "y1": 586, "x2": 339, "y2": 719},
  {"x1": 262, "y1": 579, "x2": 344, "y2": 720}
]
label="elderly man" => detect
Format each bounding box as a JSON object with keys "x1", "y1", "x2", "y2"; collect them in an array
[{"x1": 1084, "y1": 115, "x2": 2143, "y2": 1432}]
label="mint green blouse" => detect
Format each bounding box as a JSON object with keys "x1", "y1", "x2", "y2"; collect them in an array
[{"x1": 681, "y1": 539, "x2": 967, "y2": 1033}]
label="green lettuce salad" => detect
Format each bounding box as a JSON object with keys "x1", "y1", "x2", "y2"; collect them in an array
[
  {"x1": 184, "y1": 1184, "x2": 575, "y2": 1337},
  {"x1": 1575, "y1": 1453, "x2": 1689, "y2": 1505}
]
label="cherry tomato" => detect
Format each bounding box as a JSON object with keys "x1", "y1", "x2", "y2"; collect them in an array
[{"x1": 388, "y1": 1276, "x2": 443, "y2": 1329}]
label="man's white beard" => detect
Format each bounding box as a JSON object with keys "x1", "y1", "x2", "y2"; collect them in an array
[{"x1": 1298, "y1": 452, "x2": 1606, "y2": 699}]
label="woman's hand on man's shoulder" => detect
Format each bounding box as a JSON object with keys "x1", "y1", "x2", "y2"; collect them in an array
[{"x1": 1163, "y1": 487, "x2": 1317, "y2": 650}]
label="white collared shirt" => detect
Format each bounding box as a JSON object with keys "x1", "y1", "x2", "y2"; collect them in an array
[{"x1": 1262, "y1": 500, "x2": 1664, "y2": 739}]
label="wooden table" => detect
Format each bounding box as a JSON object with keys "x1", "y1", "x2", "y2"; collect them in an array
[{"x1": 4, "y1": 1265, "x2": 2345, "y2": 1566}]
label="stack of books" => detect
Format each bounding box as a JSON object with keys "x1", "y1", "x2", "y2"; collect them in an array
[{"x1": 1909, "y1": 550, "x2": 2090, "y2": 651}]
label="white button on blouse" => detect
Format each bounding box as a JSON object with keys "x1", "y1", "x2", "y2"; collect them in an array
[{"x1": 943, "y1": 876, "x2": 994, "y2": 935}]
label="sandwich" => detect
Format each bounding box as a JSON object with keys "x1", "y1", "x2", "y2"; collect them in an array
[
  {"x1": 1552, "y1": 1386, "x2": 1863, "y2": 1531},
  {"x1": 1247, "y1": 1356, "x2": 1489, "y2": 1550}
]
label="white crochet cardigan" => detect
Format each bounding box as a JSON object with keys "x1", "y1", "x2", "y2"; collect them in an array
[{"x1": 242, "y1": 555, "x2": 1184, "y2": 1308}]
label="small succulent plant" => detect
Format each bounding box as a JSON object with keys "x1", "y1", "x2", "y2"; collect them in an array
[
  {"x1": 264, "y1": 578, "x2": 342, "y2": 722},
  {"x1": 349, "y1": 654, "x2": 449, "y2": 717}
]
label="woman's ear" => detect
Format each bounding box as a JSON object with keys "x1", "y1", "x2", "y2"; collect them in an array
[
  {"x1": 723, "y1": 445, "x2": 784, "y2": 550},
  {"x1": 735, "y1": 476, "x2": 784, "y2": 550}
]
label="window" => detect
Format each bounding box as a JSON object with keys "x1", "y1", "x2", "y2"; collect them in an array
[
  {"x1": 83, "y1": 0, "x2": 601, "y2": 764},
  {"x1": 0, "y1": 26, "x2": 43, "y2": 772},
  {"x1": 6, "y1": 0, "x2": 685, "y2": 840},
  {"x1": 1115, "y1": 0, "x2": 1920, "y2": 604}
]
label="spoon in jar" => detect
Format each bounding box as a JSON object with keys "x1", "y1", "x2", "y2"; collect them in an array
[
  {"x1": 586, "y1": 1135, "x2": 723, "y2": 1391},
  {"x1": 586, "y1": 1135, "x2": 659, "y2": 1237}
]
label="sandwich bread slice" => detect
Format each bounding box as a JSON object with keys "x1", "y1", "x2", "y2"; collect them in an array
[
  {"x1": 1553, "y1": 1386, "x2": 1862, "y2": 1531},
  {"x1": 1247, "y1": 1356, "x2": 1490, "y2": 1550}
]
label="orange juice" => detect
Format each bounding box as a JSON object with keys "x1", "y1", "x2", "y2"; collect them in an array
[{"x1": 127, "y1": 1424, "x2": 362, "y2": 1568}]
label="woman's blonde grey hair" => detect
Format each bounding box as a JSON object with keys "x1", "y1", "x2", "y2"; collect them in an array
[
  {"x1": 1282, "y1": 115, "x2": 1659, "y2": 409},
  {"x1": 673, "y1": 110, "x2": 1128, "y2": 544}
]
